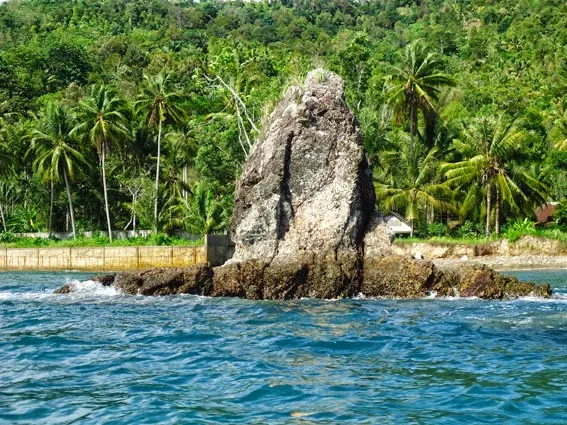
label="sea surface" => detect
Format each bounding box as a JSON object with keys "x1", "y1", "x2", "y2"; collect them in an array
[{"x1": 0, "y1": 270, "x2": 566, "y2": 424}]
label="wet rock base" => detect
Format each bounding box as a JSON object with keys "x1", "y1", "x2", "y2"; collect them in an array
[
  {"x1": 361, "y1": 256, "x2": 551, "y2": 299},
  {"x1": 55, "y1": 257, "x2": 552, "y2": 300}
]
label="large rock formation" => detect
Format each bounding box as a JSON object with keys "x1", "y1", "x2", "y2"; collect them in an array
[
  {"x1": 214, "y1": 69, "x2": 376, "y2": 298},
  {"x1": 55, "y1": 69, "x2": 552, "y2": 300}
]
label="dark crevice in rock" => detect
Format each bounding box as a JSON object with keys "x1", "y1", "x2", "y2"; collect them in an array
[{"x1": 276, "y1": 131, "x2": 295, "y2": 242}]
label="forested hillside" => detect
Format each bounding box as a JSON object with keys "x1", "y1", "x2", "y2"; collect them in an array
[{"x1": 0, "y1": 0, "x2": 566, "y2": 239}]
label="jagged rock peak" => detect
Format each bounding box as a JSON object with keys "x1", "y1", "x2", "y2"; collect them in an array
[
  {"x1": 216, "y1": 69, "x2": 376, "y2": 298},
  {"x1": 231, "y1": 68, "x2": 375, "y2": 263}
]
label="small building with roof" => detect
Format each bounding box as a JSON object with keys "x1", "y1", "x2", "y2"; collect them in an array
[
  {"x1": 383, "y1": 212, "x2": 412, "y2": 237},
  {"x1": 535, "y1": 202, "x2": 559, "y2": 224}
]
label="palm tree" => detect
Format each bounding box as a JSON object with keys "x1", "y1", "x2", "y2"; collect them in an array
[
  {"x1": 0, "y1": 127, "x2": 12, "y2": 174},
  {"x1": 0, "y1": 181, "x2": 16, "y2": 233},
  {"x1": 165, "y1": 124, "x2": 198, "y2": 203},
  {"x1": 375, "y1": 134, "x2": 452, "y2": 236},
  {"x1": 135, "y1": 71, "x2": 185, "y2": 232},
  {"x1": 551, "y1": 111, "x2": 567, "y2": 151},
  {"x1": 442, "y1": 115, "x2": 549, "y2": 236},
  {"x1": 185, "y1": 184, "x2": 229, "y2": 235},
  {"x1": 30, "y1": 103, "x2": 87, "y2": 239},
  {"x1": 385, "y1": 41, "x2": 456, "y2": 158},
  {"x1": 0, "y1": 119, "x2": 15, "y2": 232},
  {"x1": 73, "y1": 85, "x2": 128, "y2": 242}
]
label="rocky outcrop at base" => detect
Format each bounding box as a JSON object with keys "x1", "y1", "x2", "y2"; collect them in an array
[
  {"x1": 55, "y1": 259, "x2": 551, "y2": 300},
  {"x1": 361, "y1": 256, "x2": 551, "y2": 299},
  {"x1": 111, "y1": 266, "x2": 214, "y2": 296},
  {"x1": 212, "y1": 260, "x2": 360, "y2": 300},
  {"x1": 55, "y1": 266, "x2": 214, "y2": 296}
]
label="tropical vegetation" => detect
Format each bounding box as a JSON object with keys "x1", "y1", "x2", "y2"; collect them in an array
[{"x1": 0, "y1": 0, "x2": 566, "y2": 242}]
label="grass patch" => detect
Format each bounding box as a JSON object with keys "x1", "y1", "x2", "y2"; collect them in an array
[
  {"x1": 394, "y1": 236, "x2": 492, "y2": 245},
  {"x1": 395, "y1": 227, "x2": 567, "y2": 245},
  {"x1": 532, "y1": 229, "x2": 567, "y2": 242},
  {"x1": 0, "y1": 234, "x2": 205, "y2": 249}
]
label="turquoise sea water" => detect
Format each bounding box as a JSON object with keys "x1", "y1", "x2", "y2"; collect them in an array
[{"x1": 0, "y1": 270, "x2": 566, "y2": 424}]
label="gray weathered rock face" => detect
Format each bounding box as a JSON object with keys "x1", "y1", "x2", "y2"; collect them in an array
[{"x1": 224, "y1": 69, "x2": 376, "y2": 296}]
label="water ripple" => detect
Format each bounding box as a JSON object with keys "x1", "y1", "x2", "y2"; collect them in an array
[{"x1": 0, "y1": 270, "x2": 566, "y2": 424}]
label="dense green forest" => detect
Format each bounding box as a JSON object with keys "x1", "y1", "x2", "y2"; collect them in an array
[{"x1": 0, "y1": 0, "x2": 566, "y2": 240}]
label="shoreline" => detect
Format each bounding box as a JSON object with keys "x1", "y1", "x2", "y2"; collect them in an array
[{"x1": 432, "y1": 255, "x2": 567, "y2": 271}]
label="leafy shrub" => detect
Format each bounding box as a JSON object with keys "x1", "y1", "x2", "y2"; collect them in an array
[
  {"x1": 7, "y1": 207, "x2": 40, "y2": 233},
  {"x1": 93, "y1": 235, "x2": 110, "y2": 245},
  {"x1": 33, "y1": 237, "x2": 49, "y2": 247},
  {"x1": 153, "y1": 233, "x2": 172, "y2": 246},
  {"x1": 555, "y1": 202, "x2": 567, "y2": 230},
  {"x1": 508, "y1": 218, "x2": 536, "y2": 233},
  {"x1": 427, "y1": 222, "x2": 449, "y2": 237},
  {"x1": 453, "y1": 221, "x2": 484, "y2": 239},
  {"x1": 504, "y1": 218, "x2": 536, "y2": 242},
  {"x1": 0, "y1": 231, "x2": 15, "y2": 243}
]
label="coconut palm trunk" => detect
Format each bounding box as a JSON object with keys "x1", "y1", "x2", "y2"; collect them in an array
[
  {"x1": 154, "y1": 120, "x2": 162, "y2": 233},
  {"x1": 495, "y1": 187, "x2": 501, "y2": 236},
  {"x1": 409, "y1": 94, "x2": 417, "y2": 159},
  {"x1": 486, "y1": 182, "x2": 491, "y2": 237},
  {"x1": 182, "y1": 164, "x2": 188, "y2": 202},
  {"x1": 101, "y1": 140, "x2": 113, "y2": 242},
  {"x1": 133, "y1": 193, "x2": 137, "y2": 233},
  {"x1": 0, "y1": 203, "x2": 6, "y2": 232},
  {"x1": 63, "y1": 169, "x2": 76, "y2": 239},
  {"x1": 48, "y1": 180, "x2": 54, "y2": 235}
]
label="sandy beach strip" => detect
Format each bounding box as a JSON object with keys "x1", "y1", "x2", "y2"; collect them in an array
[{"x1": 433, "y1": 255, "x2": 567, "y2": 271}]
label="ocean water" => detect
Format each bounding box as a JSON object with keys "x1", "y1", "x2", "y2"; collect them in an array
[{"x1": 0, "y1": 270, "x2": 566, "y2": 424}]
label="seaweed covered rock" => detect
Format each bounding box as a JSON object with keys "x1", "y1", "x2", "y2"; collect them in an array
[
  {"x1": 93, "y1": 274, "x2": 117, "y2": 286},
  {"x1": 211, "y1": 260, "x2": 267, "y2": 299},
  {"x1": 361, "y1": 256, "x2": 440, "y2": 298},
  {"x1": 54, "y1": 259, "x2": 550, "y2": 299},
  {"x1": 53, "y1": 284, "x2": 74, "y2": 294},
  {"x1": 113, "y1": 265, "x2": 214, "y2": 296},
  {"x1": 452, "y1": 265, "x2": 552, "y2": 299},
  {"x1": 360, "y1": 256, "x2": 551, "y2": 299}
]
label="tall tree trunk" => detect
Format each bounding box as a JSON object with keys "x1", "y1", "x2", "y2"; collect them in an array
[
  {"x1": 495, "y1": 187, "x2": 501, "y2": 236},
  {"x1": 486, "y1": 182, "x2": 492, "y2": 237},
  {"x1": 0, "y1": 203, "x2": 6, "y2": 233},
  {"x1": 154, "y1": 120, "x2": 162, "y2": 233},
  {"x1": 48, "y1": 180, "x2": 54, "y2": 235},
  {"x1": 409, "y1": 95, "x2": 417, "y2": 160},
  {"x1": 101, "y1": 141, "x2": 113, "y2": 242},
  {"x1": 63, "y1": 169, "x2": 76, "y2": 240},
  {"x1": 182, "y1": 164, "x2": 188, "y2": 202},
  {"x1": 132, "y1": 191, "x2": 137, "y2": 233}
]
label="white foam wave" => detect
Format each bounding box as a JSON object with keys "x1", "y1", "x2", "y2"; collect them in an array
[
  {"x1": 354, "y1": 291, "x2": 567, "y2": 302},
  {"x1": 514, "y1": 294, "x2": 567, "y2": 303},
  {"x1": 0, "y1": 290, "x2": 52, "y2": 301},
  {"x1": 66, "y1": 279, "x2": 119, "y2": 296},
  {"x1": 0, "y1": 279, "x2": 120, "y2": 302}
]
